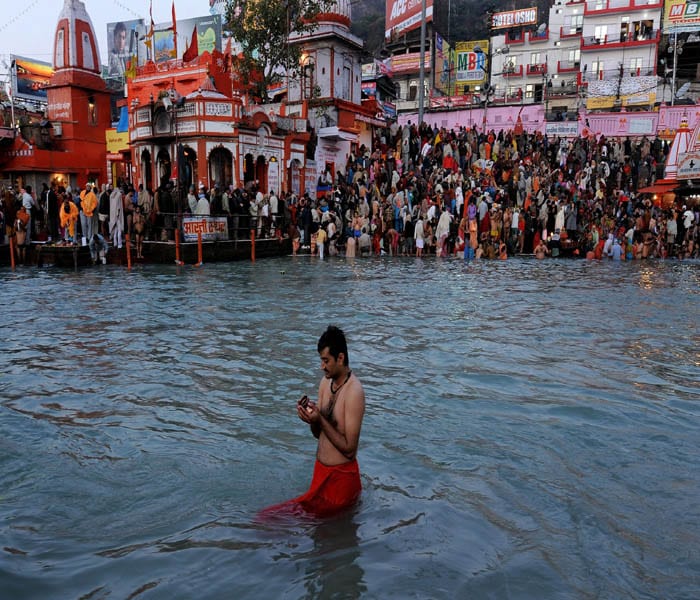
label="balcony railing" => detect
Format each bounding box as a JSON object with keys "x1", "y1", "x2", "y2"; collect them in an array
[
  {"x1": 584, "y1": 0, "x2": 662, "y2": 14},
  {"x1": 502, "y1": 64, "x2": 523, "y2": 77},
  {"x1": 505, "y1": 31, "x2": 525, "y2": 44},
  {"x1": 581, "y1": 66, "x2": 655, "y2": 82},
  {"x1": 526, "y1": 63, "x2": 548, "y2": 76},
  {"x1": 557, "y1": 60, "x2": 580, "y2": 73},
  {"x1": 560, "y1": 26, "x2": 583, "y2": 38},
  {"x1": 581, "y1": 29, "x2": 659, "y2": 50},
  {"x1": 528, "y1": 29, "x2": 549, "y2": 43}
]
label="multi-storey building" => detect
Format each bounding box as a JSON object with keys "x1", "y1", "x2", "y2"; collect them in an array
[
  {"x1": 579, "y1": 0, "x2": 663, "y2": 109},
  {"x1": 489, "y1": 2, "x2": 583, "y2": 118}
]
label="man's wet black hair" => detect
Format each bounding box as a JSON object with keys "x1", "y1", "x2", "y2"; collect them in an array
[{"x1": 318, "y1": 325, "x2": 349, "y2": 366}]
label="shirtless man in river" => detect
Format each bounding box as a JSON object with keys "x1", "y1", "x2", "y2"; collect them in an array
[
  {"x1": 535, "y1": 239, "x2": 550, "y2": 259},
  {"x1": 294, "y1": 325, "x2": 365, "y2": 514},
  {"x1": 132, "y1": 205, "x2": 146, "y2": 259}
]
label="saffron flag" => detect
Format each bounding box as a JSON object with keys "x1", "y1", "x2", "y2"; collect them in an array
[
  {"x1": 144, "y1": 0, "x2": 155, "y2": 53},
  {"x1": 183, "y1": 26, "x2": 198, "y2": 63},
  {"x1": 223, "y1": 35, "x2": 232, "y2": 72},
  {"x1": 172, "y1": 1, "x2": 178, "y2": 58}
]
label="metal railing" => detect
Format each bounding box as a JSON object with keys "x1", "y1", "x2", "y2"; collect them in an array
[
  {"x1": 581, "y1": 29, "x2": 659, "y2": 48},
  {"x1": 137, "y1": 213, "x2": 287, "y2": 243}
]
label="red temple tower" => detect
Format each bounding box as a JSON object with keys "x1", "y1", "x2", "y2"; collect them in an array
[{"x1": 0, "y1": 0, "x2": 111, "y2": 191}]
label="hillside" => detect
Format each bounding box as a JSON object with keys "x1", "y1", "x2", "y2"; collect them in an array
[{"x1": 350, "y1": 0, "x2": 552, "y2": 57}]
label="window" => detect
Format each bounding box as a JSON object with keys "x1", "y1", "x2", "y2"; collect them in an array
[
  {"x1": 88, "y1": 96, "x2": 97, "y2": 126},
  {"x1": 571, "y1": 15, "x2": 583, "y2": 33},
  {"x1": 592, "y1": 59, "x2": 604, "y2": 78},
  {"x1": 565, "y1": 14, "x2": 583, "y2": 34},
  {"x1": 530, "y1": 52, "x2": 541, "y2": 65},
  {"x1": 302, "y1": 60, "x2": 315, "y2": 100},
  {"x1": 409, "y1": 79, "x2": 418, "y2": 101},
  {"x1": 525, "y1": 84, "x2": 534, "y2": 99},
  {"x1": 594, "y1": 25, "x2": 607, "y2": 42},
  {"x1": 568, "y1": 49, "x2": 581, "y2": 65},
  {"x1": 629, "y1": 57, "x2": 643, "y2": 74}
]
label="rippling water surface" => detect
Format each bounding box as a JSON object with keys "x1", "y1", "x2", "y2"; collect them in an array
[{"x1": 1, "y1": 257, "x2": 699, "y2": 599}]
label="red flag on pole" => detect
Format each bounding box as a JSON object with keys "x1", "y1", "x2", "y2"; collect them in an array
[
  {"x1": 172, "y1": 1, "x2": 178, "y2": 58},
  {"x1": 223, "y1": 35, "x2": 232, "y2": 71},
  {"x1": 183, "y1": 26, "x2": 199, "y2": 63}
]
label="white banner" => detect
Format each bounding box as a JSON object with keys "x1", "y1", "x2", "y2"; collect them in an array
[{"x1": 182, "y1": 216, "x2": 229, "y2": 242}]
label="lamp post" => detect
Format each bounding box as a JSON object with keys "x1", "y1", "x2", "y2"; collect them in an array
[{"x1": 668, "y1": 32, "x2": 685, "y2": 106}]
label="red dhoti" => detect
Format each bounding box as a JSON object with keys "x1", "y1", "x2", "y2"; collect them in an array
[{"x1": 259, "y1": 459, "x2": 361, "y2": 519}]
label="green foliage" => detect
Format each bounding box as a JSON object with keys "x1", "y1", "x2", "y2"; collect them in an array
[{"x1": 223, "y1": 0, "x2": 336, "y2": 103}]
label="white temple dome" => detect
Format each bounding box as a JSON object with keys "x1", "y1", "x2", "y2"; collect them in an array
[
  {"x1": 317, "y1": 0, "x2": 352, "y2": 28},
  {"x1": 53, "y1": 0, "x2": 101, "y2": 74}
]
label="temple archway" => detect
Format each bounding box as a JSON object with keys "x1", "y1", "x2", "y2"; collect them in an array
[
  {"x1": 156, "y1": 148, "x2": 171, "y2": 187},
  {"x1": 141, "y1": 149, "x2": 153, "y2": 191},
  {"x1": 181, "y1": 145, "x2": 197, "y2": 191},
  {"x1": 209, "y1": 146, "x2": 232, "y2": 188}
]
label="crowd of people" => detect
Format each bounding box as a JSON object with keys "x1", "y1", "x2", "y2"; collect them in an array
[
  {"x1": 2, "y1": 123, "x2": 699, "y2": 265},
  {"x1": 291, "y1": 122, "x2": 698, "y2": 261}
]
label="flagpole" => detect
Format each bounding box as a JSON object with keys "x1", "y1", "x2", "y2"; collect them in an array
[{"x1": 172, "y1": 1, "x2": 178, "y2": 60}]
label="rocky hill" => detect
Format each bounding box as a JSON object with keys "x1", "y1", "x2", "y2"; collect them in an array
[{"x1": 350, "y1": 0, "x2": 552, "y2": 56}]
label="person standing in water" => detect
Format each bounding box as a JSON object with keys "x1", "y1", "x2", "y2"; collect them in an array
[{"x1": 261, "y1": 325, "x2": 365, "y2": 517}]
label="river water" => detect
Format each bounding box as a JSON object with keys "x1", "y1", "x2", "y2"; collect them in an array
[{"x1": 1, "y1": 257, "x2": 698, "y2": 599}]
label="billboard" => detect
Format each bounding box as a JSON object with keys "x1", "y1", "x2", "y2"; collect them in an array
[
  {"x1": 385, "y1": 0, "x2": 434, "y2": 40},
  {"x1": 491, "y1": 8, "x2": 538, "y2": 30},
  {"x1": 106, "y1": 19, "x2": 147, "y2": 90},
  {"x1": 178, "y1": 15, "x2": 222, "y2": 58},
  {"x1": 11, "y1": 55, "x2": 53, "y2": 103},
  {"x1": 663, "y1": 0, "x2": 700, "y2": 32},
  {"x1": 434, "y1": 34, "x2": 455, "y2": 96},
  {"x1": 454, "y1": 41, "x2": 489, "y2": 89},
  {"x1": 390, "y1": 52, "x2": 431, "y2": 75},
  {"x1": 106, "y1": 14, "x2": 221, "y2": 73}
]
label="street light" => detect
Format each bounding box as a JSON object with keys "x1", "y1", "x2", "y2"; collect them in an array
[{"x1": 668, "y1": 32, "x2": 685, "y2": 106}]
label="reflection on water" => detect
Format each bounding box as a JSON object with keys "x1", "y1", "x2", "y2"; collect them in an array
[{"x1": 1, "y1": 258, "x2": 699, "y2": 598}]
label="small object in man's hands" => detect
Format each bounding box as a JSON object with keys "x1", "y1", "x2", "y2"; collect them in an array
[{"x1": 299, "y1": 395, "x2": 309, "y2": 408}]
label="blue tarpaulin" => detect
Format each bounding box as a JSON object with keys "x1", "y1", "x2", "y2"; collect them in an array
[{"x1": 116, "y1": 106, "x2": 129, "y2": 133}]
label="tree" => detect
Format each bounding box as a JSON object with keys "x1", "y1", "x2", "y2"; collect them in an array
[{"x1": 224, "y1": 0, "x2": 336, "y2": 104}]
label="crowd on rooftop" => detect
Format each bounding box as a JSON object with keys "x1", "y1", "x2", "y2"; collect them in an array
[{"x1": 2, "y1": 122, "x2": 699, "y2": 264}]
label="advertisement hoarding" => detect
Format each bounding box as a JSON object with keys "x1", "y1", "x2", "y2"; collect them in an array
[
  {"x1": 454, "y1": 40, "x2": 489, "y2": 90},
  {"x1": 434, "y1": 34, "x2": 455, "y2": 96},
  {"x1": 385, "y1": 0, "x2": 434, "y2": 40},
  {"x1": 106, "y1": 19, "x2": 147, "y2": 86},
  {"x1": 491, "y1": 8, "x2": 538, "y2": 30},
  {"x1": 11, "y1": 55, "x2": 53, "y2": 103},
  {"x1": 390, "y1": 52, "x2": 431, "y2": 75},
  {"x1": 177, "y1": 15, "x2": 222, "y2": 59},
  {"x1": 106, "y1": 14, "x2": 221, "y2": 72},
  {"x1": 663, "y1": 0, "x2": 700, "y2": 32}
]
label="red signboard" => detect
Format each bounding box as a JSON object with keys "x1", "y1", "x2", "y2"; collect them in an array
[
  {"x1": 390, "y1": 52, "x2": 431, "y2": 74},
  {"x1": 385, "y1": 0, "x2": 434, "y2": 40}
]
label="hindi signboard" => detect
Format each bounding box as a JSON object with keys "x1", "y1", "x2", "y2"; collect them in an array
[
  {"x1": 182, "y1": 216, "x2": 229, "y2": 242},
  {"x1": 677, "y1": 152, "x2": 700, "y2": 179}
]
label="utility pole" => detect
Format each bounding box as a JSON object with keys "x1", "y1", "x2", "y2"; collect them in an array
[{"x1": 418, "y1": 0, "x2": 427, "y2": 124}]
